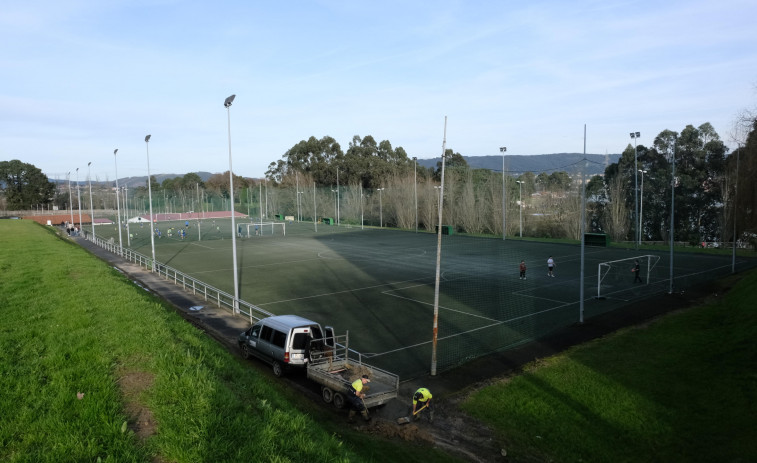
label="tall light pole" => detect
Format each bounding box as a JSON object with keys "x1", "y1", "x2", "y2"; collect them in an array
[
  {"x1": 669, "y1": 137, "x2": 676, "y2": 294},
  {"x1": 431, "y1": 116, "x2": 448, "y2": 376},
  {"x1": 87, "y1": 162, "x2": 94, "y2": 240},
  {"x1": 377, "y1": 188, "x2": 385, "y2": 227},
  {"x1": 732, "y1": 144, "x2": 741, "y2": 274},
  {"x1": 500, "y1": 146, "x2": 507, "y2": 240},
  {"x1": 638, "y1": 169, "x2": 647, "y2": 244},
  {"x1": 144, "y1": 138, "x2": 156, "y2": 273},
  {"x1": 336, "y1": 166, "x2": 340, "y2": 226},
  {"x1": 114, "y1": 149, "x2": 123, "y2": 254},
  {"x1": 67, "y1": 171, "x2": 74, "y2": 227},
  {"x1": 76, "y1": 167, "x2": 82, "y2": 231},
  {"x1": 295, "y1": 171, "x2": 300, "y2": 221},
  {"x1": 331, "y1": 189, "x2": 338, "y2": 222},
  {"x1": 516, "y1": 180, "x2": 523, "y2": 238},
  {"x1": 124, "y1": 185, "x2": 131, "y2": 247},
  {"x1": 224, "y1": 94, "x2": 241, "y2": 317},
  {"x1": 360, "y1": 186, "x2": 364, "y2": 230},
  {"x1": 630, "y1": 132, "x2": 640, "y2": 247},
  {"x1": 413, "y1": 157, "x2": 418, "y2": 233},
  {"x1": 313, "y1": 181, "x2": 318, "y2": 232}
]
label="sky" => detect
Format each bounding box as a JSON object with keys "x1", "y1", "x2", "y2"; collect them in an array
[{"x1": 2, "y1": 0, "x2": 756, "y2": 182}]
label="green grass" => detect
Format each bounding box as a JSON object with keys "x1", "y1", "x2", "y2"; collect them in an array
[
  {"x1": 463, "y1": 269, "x2": 757, "y2": 462},
  {"x1": 0, "y1": 221, "x2": 460, "y2": 463}
]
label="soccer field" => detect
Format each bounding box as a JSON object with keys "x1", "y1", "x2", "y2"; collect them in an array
[{"x1": 94, "y1": 219, "x2": 756, "y2": 379}]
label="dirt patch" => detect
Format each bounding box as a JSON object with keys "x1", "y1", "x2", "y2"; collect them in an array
[{"x1": 117, "y1": 370, "x2": 157, "y2": 442}]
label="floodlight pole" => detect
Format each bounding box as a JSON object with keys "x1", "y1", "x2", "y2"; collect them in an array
[
  {"x1": 144, "y1": 138, "x2": 156, "y2": 273},
  {"x1": 331, "y1": 189, "x2": 337, "y2": 221},
  {"x1": 360, "y1": 186, "x2": 364, "y2": 230},
  {"x1": 377, "y1": 188, "x2": 385, "y2": 227},
  {"x1": 67, "y1": 172, "x2": 74, "y2": 227},
  {"x1": 124, "y1": 185, "x2": 130, "y2": 246},
  {"x1": 336, "y1": 166, "x2": 340, "y2": 226},
  {"x1": 224, "y1": 94, "x2": 241, "y2": 318},
  {"x1": 516, "y1": 180, "x2": 523, "y2": 238},
  {"x1": 639, "y1": 169, "x2": 647, "y2": 244},
  {"x1": 113, "y1": 150, "x2": 123, "y2": 255},
  {"x1": 669, "y1": 137, "x2": 676, "y2": 294},
  {"x1": 500, "y1": 146, "x2": 507, "y2": 240},
  {"x1": 313, "y1": 181, "x2": 318, "y2": 232},
  {"x1": 295, "y1": 171, "x2": 300, "y2": 221},
  {"x1": 76, "y1": 167, "x2": 82, "y2": 232},
  {"x1": 732, "y1": 145, "x2": 740, "y2": 274},
  {"x1": 413, "y1": 157, "x2": 418, "y2": 233},
  {"x1": 431, "y1": 116, "x2": 448, "y2": 376},
  {"x1": 631, "y1": 132, "x2": 640, "y2": 248},
  {"x1": 579, "y1": 124, "x2": 587, "y2": 323},
  {"x1": 88, "y1": 162, "x2": 94, "y2": 240}
]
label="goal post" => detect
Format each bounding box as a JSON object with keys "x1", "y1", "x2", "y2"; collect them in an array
[
  {"x1": 246, "y1": 222, "x2": 286, "y2": 237},
  {"x1": 597, "y1": 255, "x2": 660, "y2": 299}
]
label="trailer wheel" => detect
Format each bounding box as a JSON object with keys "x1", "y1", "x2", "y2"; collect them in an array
[
  {"x1": 333, "y1": 392, "x2": 345, "y2": 409},
  {"x1": 322, "y1": 387, "x2": 333, "y2": 404}
]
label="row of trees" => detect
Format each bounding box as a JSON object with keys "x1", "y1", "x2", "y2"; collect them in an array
[{"x1": 3, "y1": 118, "x2": 756, "y2": 246}]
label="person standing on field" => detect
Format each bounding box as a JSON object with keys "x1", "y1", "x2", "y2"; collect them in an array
[
  {"x1": 632, "y1": 259, "x2": 642, "y2": 283},
  {"x1": 519, "y1": 260, "x2": 527, "y2": 280},
  {"x1": 547, "y1": 256, "x2": 556, "y2": 277}
]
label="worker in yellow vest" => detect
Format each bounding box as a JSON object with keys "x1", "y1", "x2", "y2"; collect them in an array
[
  {"x1": 348, "y1": 375, "x2": 371, "y2": 422},
  {"x1": 412, "y1": 388, "x2": 433, "y2": 422}
]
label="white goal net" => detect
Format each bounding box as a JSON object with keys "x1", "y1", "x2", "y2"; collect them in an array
[
  {"x1": 597, "y1": 255, "x2": 660, "y2": 299},
  {"x1": 246, "y1": 222, "x2": 286, "y2": 237}
]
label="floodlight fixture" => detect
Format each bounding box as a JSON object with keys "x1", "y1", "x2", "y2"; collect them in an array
[{"x1": 224, "y1": 94, "x2": 236, "y2": 108}]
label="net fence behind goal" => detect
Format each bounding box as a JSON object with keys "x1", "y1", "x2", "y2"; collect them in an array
[
  {"x1": 597, "y1": 255, "x2": 661, "y2": 299},
  {"x1": 245, "y1": 222, "x2": 286, "y2": 237}
]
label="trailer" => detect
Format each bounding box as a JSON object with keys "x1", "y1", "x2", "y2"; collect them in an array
[{"x1": 307, "y1": 333, "x2": 399, "y2": 409}]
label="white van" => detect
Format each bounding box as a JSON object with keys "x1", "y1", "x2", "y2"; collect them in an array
[{"x1": 237, "y1": 315, "x2": 334, "y2": 377}]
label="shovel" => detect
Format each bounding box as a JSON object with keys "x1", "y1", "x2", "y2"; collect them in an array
[{"x1": 396, "y1": 403, "x2": 428, "y2": 424}]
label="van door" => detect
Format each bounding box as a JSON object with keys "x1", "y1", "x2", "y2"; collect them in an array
[
  {"x1": 288, "y1": 327, "x2": 314, "y2": 365},
  {"x1": 257, "y1": 324, "x2": 274, "y2": 363}
]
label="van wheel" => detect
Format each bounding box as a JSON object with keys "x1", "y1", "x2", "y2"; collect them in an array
[
  {"x1": 241, "y1": 344, "x2": 252, "y2": 360},
  {"x1": 322, "y1": 387, "x2": 333, "y2": 404},
  {"x1": 333, "y1": 393, "x2": 345, "y2": 409},
  {"x1": 272, "y1": 361, "x2": 283, "y2": 377}
]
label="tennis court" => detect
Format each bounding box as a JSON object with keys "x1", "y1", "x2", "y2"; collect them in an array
[{"x1": 95, "y1": 219, "x2": 756, "y2": 379}]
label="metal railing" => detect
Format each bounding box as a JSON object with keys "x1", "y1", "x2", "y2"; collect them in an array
[{"x1": 87, "y1": 234, "x2": 273, "y2": 323}]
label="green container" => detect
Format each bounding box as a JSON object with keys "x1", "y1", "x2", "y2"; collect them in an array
[
  {"x1": 435, "y1": 225, "x2": 454, "y2": 235},
  {"x1": 585, "y1": 233, "x2": 609, "y2": 247}
]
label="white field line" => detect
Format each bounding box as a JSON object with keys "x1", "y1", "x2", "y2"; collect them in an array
[
  {"x1": 256, "y1": 276, "x2": 433, "y2": 307},
  {"x1": 366, "y1": 299, "x2": 577, "y2": 359}
]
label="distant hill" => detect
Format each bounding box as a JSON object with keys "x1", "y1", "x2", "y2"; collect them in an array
[
  {"x1": 417, "y1": 153, "x2": 620, "y2": 176},
  {"x1": 53, "y1": 172, "x2": 216, "y2": 187},
  {"x1": 52, "y1": 154, "x2": 621, "y2": 186}
]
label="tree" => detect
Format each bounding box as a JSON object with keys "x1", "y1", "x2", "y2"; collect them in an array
[{"x1": 0, "y1": 160, "x2": 56, "y2": 209}]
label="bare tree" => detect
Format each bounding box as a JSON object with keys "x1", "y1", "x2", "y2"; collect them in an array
[{"x1": 602, "y1": 174, "x2": 630, "y2": 241}]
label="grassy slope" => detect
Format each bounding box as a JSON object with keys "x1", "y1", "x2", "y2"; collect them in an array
[
  {"x1": 0, "y1": 221, "x2": 457, "y2": 463},
  {"x1": 463, "y1": 269, "x2": 757, "y2": 462}
]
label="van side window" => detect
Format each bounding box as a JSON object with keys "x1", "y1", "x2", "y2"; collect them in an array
[
  {"x1": 260, "y1": 325, "x2": 273, "y2": 342},
  {"x1": 271, "y1": 330, "x2": 287, "y2": 348},
  {"x1": 250, "y1": 325, "x2": 261, "y2": 339}
]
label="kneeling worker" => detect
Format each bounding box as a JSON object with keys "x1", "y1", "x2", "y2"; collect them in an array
[
  {"x1": 412, "y1": 388, "x2": 433, "y2": 422},
  {"x1": 348, "y1": 374, "x2": 371, "y2": 422}
]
